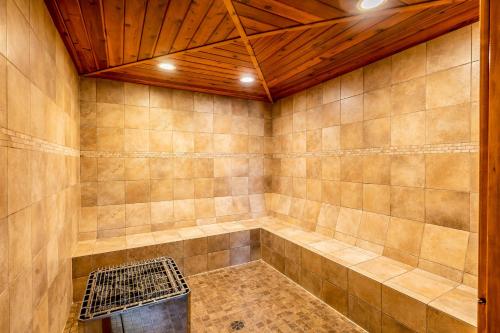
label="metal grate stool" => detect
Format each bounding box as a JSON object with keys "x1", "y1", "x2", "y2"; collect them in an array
[{"x1": 79, "y1": 257, "x2": 190, "y2": 333}]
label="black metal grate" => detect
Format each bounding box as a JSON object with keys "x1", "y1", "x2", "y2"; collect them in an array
[{"x1": 79, "y1": 257, "x2": 190, "y2": 321}]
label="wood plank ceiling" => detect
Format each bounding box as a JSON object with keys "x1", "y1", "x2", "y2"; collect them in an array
[{"x1": 45, "y1": 0, "x2": 479, "y2": 102}]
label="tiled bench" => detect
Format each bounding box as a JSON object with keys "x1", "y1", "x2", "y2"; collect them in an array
[
  {"x1": 72, "y1": 219, "x2": 262, "y2": 302},
  {"x1": 71, "y1": 217, "x2": 477, "y2": 333}
]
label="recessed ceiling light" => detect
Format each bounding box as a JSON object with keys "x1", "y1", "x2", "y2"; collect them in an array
[
  {"x1": 158, "y1": 62, "x2": 176, "y2": 71},
  {"x1": 240, "y1": 76, "x2": 255, "y2": 83},
  {"x1": 358, "y1": 0, "x2": 386, "y2": 10}
]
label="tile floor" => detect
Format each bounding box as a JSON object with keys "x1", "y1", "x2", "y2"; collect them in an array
[{"x1": 65, "y1": 260, "x2": 365, "y2": 332}]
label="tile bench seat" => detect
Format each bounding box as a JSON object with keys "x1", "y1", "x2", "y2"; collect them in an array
[{"x1": 71, "y1": 217, "x2": 477, "y2": 333}]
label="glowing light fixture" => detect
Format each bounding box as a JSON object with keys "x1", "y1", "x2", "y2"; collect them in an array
[
  {"x1": 358, "y1": 0, "x2": 385, "y2": 10},
  {"x1": 240, "y1": 76, "x2": 255, "y2": 83},
  {"x1": 158, "y1": 62, "x2": 176, "y2": 71}
]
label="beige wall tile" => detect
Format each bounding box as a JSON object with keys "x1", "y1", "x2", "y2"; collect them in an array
[
  {"x1": 125, "y1": 158, "x2": 149, "y2": 180},
  {"x1": 358, "y1": 212, "x2": 389, "y2": 245},
  {"x1": 124, "y1": 129, "x2": 149, "y2": 152},
  {"x1": 363, "y1": 117, "x2": 390, "y2": 148},
  {"x1": 125, "y1": 180, "x2": 150, "y2": 203},
  {"x1": 125, "y1": 203, "x2": 150, "y2": 227},
  {"x1": 97, "y1": 79, "x2": 124, "y2": 104},
  {"x1": 340, "y1": 95, "x2": 363, "y2": 124},
  {"x1": 426, "y1": 64, "x2": 471, "y2": 109},
  {"x1": 426, "y1": 153, "x2": 470, "y2": 191},
  {"x1": 420, "y1": 224, "x2": 469, "y2": 270},
  {"x1": 306, "y1": 85, "x2": 323, "y2": 109},
  {"x1": 98, "y1": 205, "x2": 125, "y2": 230},
  {"x1": 363, "y1": 155, "x2": 390, "y2": 185},
  {"x1": 364, "y1": 58, "x2": 391, "y2": 92},
  {"x1": 390, "y1": 186, "x2": 425, "y2": 222},
  {"x1": 7, "y1": 62, "x2": 29, "y2": 133},
  {"x1": 322, "y1": 156, "x2": 340, "y2": 181},
  {"x1": 364, "y1": 87, "x2": 391, "y2": 120},
  {"x1": 321, "y1": 101, "x2": 340, "y2": 127},
  {"x1": 97, "y1": 158, "x2": 124, "y2": 181},
  {"x1": 427, "y1": 26, "x2": 471, "y2": 73},
  {"x1": 363, "y1": 184, "x2": 390, "y2": 215},
  {"x1": 381, "y1": 286, "x2": 426, "y2": 332},
  {"x1": 425, "y1": 189, "x2": 470, "y2": 231},
  {"x1": 124, "y1": 83, "x2": 149, "y2": 107},
  {"x1": 341, "y1": 155, "x2": 363, "y2": 182},
  {"x1": 391, "y1": 111, "x2": 425, "y2": 146},
  {"x1": 348, "y1": 294, "x2": 381, "y2": 333},
  {"x1": 385, "y1": 217, "x2": 424, "y2": 257},
  {"x1": 97, "y1": 128, "x2": 123, "y2": 151},
  {"x1": 391, "y1": 77, "x2": 426, "y2": 116},
  {"x1": 391, "y1": 44, "x2": 426, "y2": 84},
  {"x1": 322, "y1": 180, "x2": 340, "y2": 205},
  {"x1": 336, "y1": 207, "x2": 362, "y2": 236},
  {"x1": 322, "y1": 126, "x2": 340, "y2": 150},
  {"x1": 194, "y1": 93, "x2": 214, "y2": 113},
  {"x1": 8, "y1": 148, "x2": 31, "y2": 214},
  {"x1": 9, "y1": 270, "x2": 32, "y2": 333},
  {"x1": 80, "y1": 78, "x2": 96, "y2": 102},
  {"x1": 124, "y1": 105, "x2": 149, "y2": 129},
  {"x1": 391, "y1": 154, "x2": 425, "y2": 187},
  {"x1": 7, "y1": 0, "x2": 29, "y2": 75},
  {"x1": 8, "y1": 207, "x2": 31, "y2": 282},
  {"x1": 341, "y1": 68, "x2": 363, "y2": 99},
  {"x1": 98, "y1": 181, "x2": 125, "y2": 206},
  {"x1": 97, "y1": 103, "x2": 124, "y2": 128},
  {"x1": 322, "y1": 78, "x2": 340, "y2": 103},
  {"x1": 426, "y1": 103, "x2": 470, "y2": 144},
  {"x1": 464, "y1": 232, "x2": 478, "y2": 276},
  {"x1": 341, "y1": 182, "x2": 362, "y2": 209},
  {"x1": 340, "y1": 122, "x2": 363, "y2": 149}
]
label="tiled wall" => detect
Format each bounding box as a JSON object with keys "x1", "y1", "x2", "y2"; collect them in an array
[
  {"x1": 0, "y1": 0, "x2": 80, "y2": 332},
  {"x1": 267, "y1": 24, "x2": 479, "y2": 287},
  {"x1": 79, "y1": 79, "x2": 272, "y2": 239}
]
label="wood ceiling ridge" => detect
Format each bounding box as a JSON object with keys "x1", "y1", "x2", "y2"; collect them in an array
[{"x1": 223, "y1": 0, "x2": 273, "y2": 102}]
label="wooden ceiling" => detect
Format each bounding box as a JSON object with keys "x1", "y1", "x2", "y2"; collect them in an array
[{"x1": 45, "y1": 0, "x2": 479, "y2": 102}]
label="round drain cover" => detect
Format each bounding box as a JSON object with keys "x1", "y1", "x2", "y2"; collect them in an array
[{"x1": 230, "y1": 320, "x2": 245, "y2": 330}]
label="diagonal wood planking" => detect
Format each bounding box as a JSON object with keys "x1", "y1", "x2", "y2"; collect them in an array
[
  {"x1": 222, "y1": 0, "x2": 273, "y2": 102},
  {"x1": 46, "y1": 0, "x2": 479, "y2": 101}
]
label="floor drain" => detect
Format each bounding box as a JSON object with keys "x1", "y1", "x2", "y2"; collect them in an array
[{"x1": 230, "y1": 320, "x2": 245, "y2": 330}]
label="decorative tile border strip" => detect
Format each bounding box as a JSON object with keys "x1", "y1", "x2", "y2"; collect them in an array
[
  {"x1": 80, "y1": 150, "x2": 274, "y2": 158},
  {"x1": 0, "y1": 127, "x2": 79, "y2": 156},
  {"x1": 272, "y1": 142, "x2": 479, "y2": 158}
]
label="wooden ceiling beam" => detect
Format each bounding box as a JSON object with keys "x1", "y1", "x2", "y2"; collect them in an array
[{"x1": 222, "y1": 0, "x2": 273, "y2": 102}]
